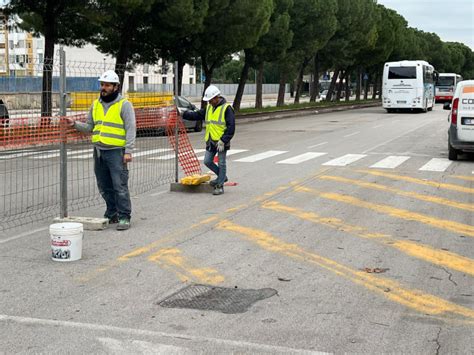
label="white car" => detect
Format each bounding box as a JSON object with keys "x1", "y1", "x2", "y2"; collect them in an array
[{"x1": 444, "y1": 80, "x2": 474, "y2": 160}]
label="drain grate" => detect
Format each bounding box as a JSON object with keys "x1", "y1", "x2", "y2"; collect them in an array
[{"x1": 158, "y1": 284, "x2": 277, "y2": 314}]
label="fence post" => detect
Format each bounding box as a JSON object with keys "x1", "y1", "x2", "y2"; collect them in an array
[
  {"x1": 174, "y1": 61, "x2": 179, "y2": 183},
  {"x1": 59, "y1": 45, "x2": 68, "y2": 218}
]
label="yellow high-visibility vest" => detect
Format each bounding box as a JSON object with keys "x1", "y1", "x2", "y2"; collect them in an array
[
  {"x1": 205, "y1": 103, "x2": 230, "y2": 142},
  {"x1": 91, "y1": 99, "x2": 126, "y2": 147}
]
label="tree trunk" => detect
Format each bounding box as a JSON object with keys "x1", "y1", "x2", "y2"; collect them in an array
[
  {"x1": 233, "y1": 59, "x2": 250, "y2": 112},
  {"x1": 201, "y1": 57, "x2": 215, "y2": 109},
  {"x1": 277, "y1": 71, "x2": 287, "y2": 107},
  {"x1": 255, "y1": 62, "x2": 264, "y2": 109},
  {"x1": 363, "y1": 75, "x2": 369, "y2": 100},
  {"x1": 115, "y1": 39, "x2": 131, "y2": 90},
  {"x1": 345, "y1": 71, "x2": 351, "y2": 102},
  {"x1": 310, "y1": 55, "x2": 320, "y2": 102},
  {"x1": 40, "y1": 31, "x2": 55, "y2": 125},
  {"x1": 371, "y1": 72, "x2": 378, "y2": 100},
  {"x1": 336, "y1": 70, "x2": 345, "y2": 101},
  {"x1": 294, "y1": 58, "x2": 310, "y2": 104},
  {"x1": 177, "y1": 60, "x2": 184, "y2": 96},
  {"x1": 326, "y1": 68, "x2": 339, "y2": 102},
  {"x1": 356, "y1": 68, "x2": 361, "y2": 101}
]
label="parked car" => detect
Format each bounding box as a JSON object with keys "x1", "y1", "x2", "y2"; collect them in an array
[
  {"x1": 319, "y1": 90, "x2": 329, "y2": 101},
  {"x1": 444, "y1": 80, "x2": 474, "y2": 160},
  {"x1": 176, "y1": 96, "x2": 202, "y2": 132},
  {"x1": 0, "y1": 99, "x2": 9, "y2": 128}
]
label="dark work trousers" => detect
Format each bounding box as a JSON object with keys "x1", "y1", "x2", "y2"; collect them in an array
[{"x1": 93, "y1": 147, "x2": 131, "y2": 219}]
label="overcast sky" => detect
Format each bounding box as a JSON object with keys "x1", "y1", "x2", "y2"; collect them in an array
[{"x1": 378, "y1": 0, "x2": 474, "y2": 49}]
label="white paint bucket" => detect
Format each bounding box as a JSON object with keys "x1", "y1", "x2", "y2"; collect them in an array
[{"x1": 50, "y1": 222, "x2": 83, "y2": 262}]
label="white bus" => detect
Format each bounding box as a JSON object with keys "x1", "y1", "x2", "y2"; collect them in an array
[
  {"x1": 435, "y1": 73, "x2": 463, "y2": 103},
  {"x1": 382, "y1": 60, "x2": 436, "y2": 113}
]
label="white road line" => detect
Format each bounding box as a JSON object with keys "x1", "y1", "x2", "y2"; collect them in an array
[
  {"x1": 276, "y1": 152, "x2": 327, "y2": 165},
  {"x1": 370, "y1": 155, "x2": 410, "y2": 169},
  {"x1": 134, "y1": 148, "x2": 173, "y2": 158},
  {"x1": 98, "y1": 337, "x2": 194, "y2": 354},
  {"x1": 0, "y1": 150, "x2": 57, "y2": 160},
  {"x1": 308, "y1": 142, "x2": 328, "y2": 149},
  {"x1": 32, "y1": 149, "x2": 91, "y2": 159},
  {"x1": 419, "y1": 158, "x2": 452, "y2": 172},
  {"x1": 0, "y1": 314, "x2": 326, "y2": 354},
  {"x1": 234, "y1": 150, "x2": 288, "y2": 162},
  {"x1": 0, "y1": 226, "x2": 48, "y2": 245},
  {"x1": 150, "y1": 149, "x2": 206, "y2": 160},
  {"x1": 362, "y1": 120, "x2": 433, "y2": 154},
  {"x1": 322, "y1": 154, "x2": 367, "y2": 166},
  {"x1": 150, "y1": 191, "x2": 168, "y2": 197},
  {"x1": 197, "y1": 149, "x2": 249, "y2": 161},
  {"x1": 343, "y1": 131, "x2": 360, "y2": 138}
]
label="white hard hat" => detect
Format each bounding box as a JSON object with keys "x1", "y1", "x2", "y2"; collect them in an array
[
  {"x1": 203, "y1": 85, "x2": 220, "y2": 101},
  {"x1": 98, "y1": 70, "x2": 120, "y2": 84}
]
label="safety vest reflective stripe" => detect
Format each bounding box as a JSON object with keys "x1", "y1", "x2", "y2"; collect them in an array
[
  {"x1": 205, "y1": 103, "x2": 230, "y2": 141},
  {"x1": 92, "y1": 99, "x2": 126, "y2": 147}
]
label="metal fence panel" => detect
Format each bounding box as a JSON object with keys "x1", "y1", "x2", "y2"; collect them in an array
[{"x1": 0, "y1": 54, "x2": 183, "y2": 231}]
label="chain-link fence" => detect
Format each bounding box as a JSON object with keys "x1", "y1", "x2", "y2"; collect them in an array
[{"x1": 0, "y1": 49, "x2": 192, "y2": 231}]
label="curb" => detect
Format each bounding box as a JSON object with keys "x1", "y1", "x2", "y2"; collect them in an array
[{"x1": 235, "y1": 101, "x2": 382, "y2": 124}]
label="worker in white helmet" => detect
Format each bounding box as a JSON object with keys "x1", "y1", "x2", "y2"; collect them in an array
[
  {"x1": 182, "y1": 85, "x2": 235, "y2": 195},
  {"x1": 65, "y1": 70, "x2": 136, "y2": 230}
]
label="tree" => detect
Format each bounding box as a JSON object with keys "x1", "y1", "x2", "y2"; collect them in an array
[
  {"x1": 191, "y1": 0, "x2": 273, "y2": 104},
  {"x1": 233, "y1": 0, "x2": 293, "y2": 111},
  {"x1": 319, "y1": 0, "x2": 378, "y2": 102},
  {"x1": 6, "y1": 0, "x2": 93, "y2": 120}
]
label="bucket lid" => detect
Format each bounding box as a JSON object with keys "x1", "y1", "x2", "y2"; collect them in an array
[{"x1": 50, "y1": 222, "x2": 83, "y2": 233}]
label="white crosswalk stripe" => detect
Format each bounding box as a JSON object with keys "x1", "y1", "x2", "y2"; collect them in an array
[
  {"x1": 32, "y1": 149, "x2": 91, "y2": 159},
  {"x1": 149, "y1": 149, "x2": 206, "y2": 160},
  {"x1": 322, "y1": 154, "x2": 367, "y2": 166},
  {"x1": 234, "y1": 150, "x2": 288, "y2": 162},
  {"x1": 0, "y1": 149, "x2": 57, "y2": 160},
  {"x1": 370, "y1": 155, "x2": 410, "y2": 169},
  {"x1": 419, "y1": 158, "x2": 452, "y2": 172},
  {"x1": 276, "y1": 152, "x2": 327, "y2": 165},
  {"x1": 197, "y1": 149, "x2": 248, "y2": 161}
]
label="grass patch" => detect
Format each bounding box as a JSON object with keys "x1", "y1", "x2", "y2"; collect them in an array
[{"x1": 237, "y1": 98, "x2": 380, "y2": 115}]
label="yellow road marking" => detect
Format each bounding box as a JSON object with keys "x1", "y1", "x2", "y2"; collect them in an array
[
  {"x1": 77, "y1": 169, "x2": 330, "y2": 283},
  {"x1": 319, "y1": 175, "x2": 474, "y2": 212},
  {"x1": 451, "y1": 175, "x2": 474, "y2": 182},
  {"x1": 358, "y1": 169, "x2": 474, "y2": 194},
  {"x1": 262, "y1": 201, "x2": 474, "y2": 276},
  {"x1": 216, "y1": 220, "x2": 474, "y2": 321},
  {"x1": 296, "y1": 186, "x2": 474, "y2": 238},
  {"x1": 148, "y1": 248, "x2": 225, "y2": 284}
]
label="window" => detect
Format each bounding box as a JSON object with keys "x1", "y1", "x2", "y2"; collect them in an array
[
  {"x1": 162, "y1": 76, "x2": 167, "y2": 84},
  {"x1": 143, "y1": 76, "x2": 148, "y2": 84},
  {"x1": 143, "y1": 64, "x2": 149, "y2": 74},
  {"x1": 423, "y1": 66, "x2": 434, "y2": 84},
  {"x1": 388, "y1": 67, "x2": 416, "y2": 79},
  {"x1": 128, "y1": 75, "x2": 135, "y2": 91},
  {"x1": 436, "y1": 77, "x2": 454, "y2": 86},
  {"x1": 189, "y1": 77, "x2": 193, "y2": 84}
]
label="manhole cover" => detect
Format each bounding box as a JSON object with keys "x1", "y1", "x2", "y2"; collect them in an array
[{"x1": 157, "y1": 284, "x2": 277, "y2": 314}]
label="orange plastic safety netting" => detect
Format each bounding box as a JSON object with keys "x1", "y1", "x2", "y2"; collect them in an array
[{"x1": 165, "y1": 108, "x2": 202, "y2": 176}]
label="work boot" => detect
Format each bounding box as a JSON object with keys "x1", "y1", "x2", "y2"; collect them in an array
[
  {"x1": 210, "y1": 177, "x2": 228, "y2": 187},
  {"x1": 213, "y1": 185, "x2": 224, "y2": 195},
  {"x1": 106, "y1": 215, "x2": 119, "y2": 224},
  {"x1": 116, "y1": 218, "x2": 131, "y2": 230}
]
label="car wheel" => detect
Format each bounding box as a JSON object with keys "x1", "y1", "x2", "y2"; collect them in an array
[
  {"x1": 448, "y1": 142, "x2": 458, "y2": 161},
  {"x1": 194, "y1": 120, "x2": 203, "y2": 132},
  {"x1": 386, "y1": 108, "x2": 394, "y2": 113}
]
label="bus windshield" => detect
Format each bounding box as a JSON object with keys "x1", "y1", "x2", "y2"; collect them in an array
[
  {"x1": 436, "y1": 77, "x2": 455, "y2": 86},
  {"x1": 388, "y1": 67, "x2": 417, "y2": 79}
]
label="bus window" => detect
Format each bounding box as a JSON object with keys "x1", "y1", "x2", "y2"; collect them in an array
[
  {"x1": 436, "y1": 76, "x2": 455, "y2": 86},
  {"x1": 388, "y1": 67, "x2": 417, "y2": 79}
]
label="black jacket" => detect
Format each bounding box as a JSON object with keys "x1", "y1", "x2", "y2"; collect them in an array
[{"x1": 182, "y1": 97, "x2": 235, "y2": 145}]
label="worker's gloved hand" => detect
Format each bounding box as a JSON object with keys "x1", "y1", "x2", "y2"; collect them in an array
[{"x1": 217, "y1": 140, "x2": 225, "y2": 152}]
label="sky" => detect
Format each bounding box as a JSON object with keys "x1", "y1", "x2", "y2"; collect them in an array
[{"x1": 378, "y1": 0, "x2": 474, "y2": 49}]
